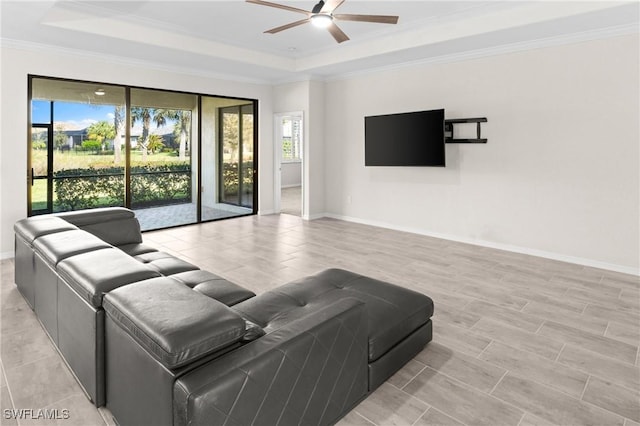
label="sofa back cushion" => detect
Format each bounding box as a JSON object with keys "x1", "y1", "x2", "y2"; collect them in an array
[
  {"x1": 14, "y1": 216, "x2": 78, "y2": 246},
  {"x1": 57, "y1": 207, "x2": 143, "y2": 246},
  {"x1": 104, "y1": 277, "x2": 247, "y2": 369}
]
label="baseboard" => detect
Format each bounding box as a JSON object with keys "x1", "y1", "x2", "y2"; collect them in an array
[
  {"x1": 305, "y1": 212, "x2": 326, "y2": 221},
  {"x1": 322, "y1": 213, "x2": 639, "y2": 276},
  {"x1": 1, "y1": 251, "x2": 14, "y2": 260}
]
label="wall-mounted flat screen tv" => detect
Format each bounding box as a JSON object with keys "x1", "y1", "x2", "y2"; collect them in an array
[{"x1": 365, "y1": 108, "x2": 445, "y2": 167}]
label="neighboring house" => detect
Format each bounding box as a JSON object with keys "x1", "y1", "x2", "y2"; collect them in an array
[{"x1": 61, "y1": 128, "x2": 176, "y2": 150}]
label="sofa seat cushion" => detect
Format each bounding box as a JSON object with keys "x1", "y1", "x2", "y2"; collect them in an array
[
  {"x1": 170, "y1": 270, "x2": 255, "y2": 306},
  {"x1": 33, "y1": 229, "x2": 112, "y2": 266},
  {"x1": 57, "y1": 248, "x2": 162, "y2": 308},
  {"x1": 133, "y1": 251, "x2": 199, "y2": 276},
  {"x1": 233, "y1": 268, "x2": 434, "y2": 362},
  {"x1": 14, "y1": 216, "x2": 77, "y2": 245},
  {"x1": 103, "y1": 277, "x2": 247, "y2": 369}
]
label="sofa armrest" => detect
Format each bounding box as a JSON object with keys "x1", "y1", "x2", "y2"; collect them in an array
[{"x1": 173, "y1": 297, "x2": 369, "y2": 426}]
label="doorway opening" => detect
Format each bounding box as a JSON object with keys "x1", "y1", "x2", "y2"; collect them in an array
[{"x1": 274, "y1": 112, "x2": 303, "y2": 217}]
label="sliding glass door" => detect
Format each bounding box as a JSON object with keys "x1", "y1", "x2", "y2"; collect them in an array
[
  {"x1": 129, "y1": 88, "x2": 198, "y2": 230},
  {"x1": 200, "y1": 98, "x2": 256, "y2": 222},
  {"x1": 28, "y1": 76, "x2": 258, "y2": 231},
  {"x1": 219, "y1": 104, "x2": 255, "y2": 208}
]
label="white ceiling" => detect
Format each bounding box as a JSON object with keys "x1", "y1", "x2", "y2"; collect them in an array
[{"x1": 1, "y1": 1, "x2": 638, "y2": 83}]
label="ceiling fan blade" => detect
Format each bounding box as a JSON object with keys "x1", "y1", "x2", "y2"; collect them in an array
[
  {"x1": 326, "y1": 22, "x2": 349, "y2": 43},
  {"x1": 333, "y1": 14, "x2": 399, "y2": 24},
  {"x1": 246, "y1": 0, "x2": 311, "y2": 16},
  {"x1": 320, "y1": 0, "x2": 345, "y2": 13},
  {"x1": 264, "y1": 18, "x2": 310, "y2": 34}
]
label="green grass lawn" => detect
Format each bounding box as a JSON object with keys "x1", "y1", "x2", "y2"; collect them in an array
[
  {"x1": 32, "y1": 149, "x2": 188, "y2": 175},
  {"x1": 30, "y1": 149, "x2": 190, "y2": 212}
]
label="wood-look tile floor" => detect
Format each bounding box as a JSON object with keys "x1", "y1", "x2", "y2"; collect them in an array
[{"x1": 1, "y1": 214, "x2": 638, "y2": 426}]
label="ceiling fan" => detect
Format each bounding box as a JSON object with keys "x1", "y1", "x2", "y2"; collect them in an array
[{"x1": 246, "y1": 0, "x2": 399, "y2": 44}]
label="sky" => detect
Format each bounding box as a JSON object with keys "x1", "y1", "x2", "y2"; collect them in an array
[{"x1": 31, "y1": 100, "x2": 175, "y2": 135}]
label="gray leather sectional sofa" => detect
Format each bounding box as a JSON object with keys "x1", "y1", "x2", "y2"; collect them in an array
[{"x1": 14, "y1": 207, "x2": 434, "y2": 426}]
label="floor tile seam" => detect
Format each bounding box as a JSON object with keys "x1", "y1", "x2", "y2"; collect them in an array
[
  {"x1": 602, "y1": 321, "x2": 612, "y2": 341},
  {"x1": 585, "y1": 303, "x2": 640, "y2": 323},
  {"x1": 579, "y1": 369, "x2": 640, "y2": 394},
  {"x1": 7, "y1": 371, "x2": 83, "y2": 419},
  {"x1": 517, "y1": 299, "x2": 531, "y2": 313},
  {"x1": 492, "y1": 364, "x2": 609, "y2": 407},
  {"x1": 418, "y1": 364, "x2": 520, "y2": 412},
  {"x1": 2, "y1": 352, "x2": 69, "y2": 381},
  {"x1": 398, "y1": 363, "x2": 428, "y2": 392},
  {"x1": 474, "y1": 338, "x2": 497, "y2": 360},
  {"x1": 575, "y1": 383, "x2": 632, "y2": 424},
  {"x1": 553, "y1": 355, "x2": 640, "y2": 394},
  {"x1": 579, "y1": 375, "x2": 591, "y2": 400},
  {"x1": 488, "y1": 369, "x2": 509, "y2": 395},
  {"x1": 409, "y1": 405, "x2": 432, "y2": 426},
  {"x1": 487, "y1": 371, "x2": 626, "y2": 426},
  {"x1": 514, "y1": 410, "x2": 527, "y2": 426},
  {"x1": 351, "y1": 409, "x2": 379, "y2": 426},
  {"x1": 0, "y1": 359, "x2": 17, "y2": 414},
  {"x1": 0, "y1": 344, "x2": 60, "y2": 374},
  {"x1": 537, "y1": 321, "x2": 639, "y2": 359},
  {"x1": 556, "y1": 339, "x2": 640, "y2": 369},
  {"x1": 389, "y1": 375, "x2": 440, "y2": 410},
  {"x1": 553, "y1": 343, "x2": 567, "y2": 362},
  {"x1": 471, "y1": 321, "x2": 558, "y2": 357},
  {"x1": 479, "y1": 341, "x2": 601, "y2": 396}
]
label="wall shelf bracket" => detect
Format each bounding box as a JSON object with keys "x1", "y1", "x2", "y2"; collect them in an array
[{"x1": 445, "y1": 117, "x2": 487, "y2": 143}]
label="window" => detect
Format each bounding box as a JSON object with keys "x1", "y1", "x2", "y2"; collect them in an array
[
  {"x1": 28, "y1": 76, "x2": 258, "y2": 231},
  {"x1": 281, "y1": 116, "x2": 302, "y2": 162}
]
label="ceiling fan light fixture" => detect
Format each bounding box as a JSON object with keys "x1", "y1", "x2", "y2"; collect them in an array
[{"x1": 310, "y1": 13, "x2": 332, "y2": 28}]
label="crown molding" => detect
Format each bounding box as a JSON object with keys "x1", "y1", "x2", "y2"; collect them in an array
[
  {"x1": 324, "y1": 23, "x2": 639, "y2": 82},
  {"x1": 3, "y1": 19, "x2": 638, "y2": 86},
  {"x1": 0, "y1": 38, "x2": 275, "y2": 86}
]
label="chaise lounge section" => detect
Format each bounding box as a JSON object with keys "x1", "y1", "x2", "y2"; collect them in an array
[{"x1": 14, "y1": 207, "x2": 434, "y2": 425}]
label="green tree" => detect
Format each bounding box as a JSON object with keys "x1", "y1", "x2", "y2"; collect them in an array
[
  {"x1": 81, "y1": 139, "x2": 102, "y2": 153},
  {"x1": 223, "y1": 112, "x2": 239, "y2": 162},
  {"x1": 131, "y1": 107, "x2": 153, "y2": 162},
  {"x1": 146, "y1": 134, "x2": 164, "y2": 154},
  {"x1": 113, "y1": 106, "x2": 125, "y2": 164},
  {"x1": 153, "y1": 109, "x2": 191, "y2": 161},
  {"x1": 54, "y1": 123, "x2": 68, "y2": 151},
  {"x1": 86, "y1": 121, "x2": 115, "y2": 152}
]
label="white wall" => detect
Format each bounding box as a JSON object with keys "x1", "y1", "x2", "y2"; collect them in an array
[
  {"x1": 0, "y1": 45, "x2": 274, "y2": 258},
  {"x1": 323, "y1": 34, "x2": 639, "y2": 273},
  {"x1": 281, "y1": 162, "x2": 302, "y2": 188}
]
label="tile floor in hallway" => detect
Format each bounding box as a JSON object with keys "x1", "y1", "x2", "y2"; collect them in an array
[{"x1": 1, "y1": 213, "x2": 639, "y2": 426}]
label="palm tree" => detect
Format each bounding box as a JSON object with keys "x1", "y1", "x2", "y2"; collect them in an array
[
  {"x1": 153, "y1": 109, "x2": 191, "y2": 161},
  {"x1": 131, "y1": 107, "x2": 153, "y2": 162},
  {"x1": 86, "y1": 121, "x2": 115, "y2": 152},
  {"x1": 146, "y1": 134, "x2": 164, "y2": 154},
  {"x1": 113, "y1": 106, "x2": 125, "y2": 164}
]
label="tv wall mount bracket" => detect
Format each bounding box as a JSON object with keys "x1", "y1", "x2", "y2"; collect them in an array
[{"x1": 445, "y1": 117, "x2": 487, "y2": 143}]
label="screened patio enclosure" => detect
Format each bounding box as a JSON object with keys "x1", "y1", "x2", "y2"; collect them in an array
[{"x1": 28, "y1": 76, "x2": 257, "y2": 231}]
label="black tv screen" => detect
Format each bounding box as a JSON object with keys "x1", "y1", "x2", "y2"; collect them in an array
[{"x1": 365, "y1": 109, "x2": 445, "y2": 167}]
